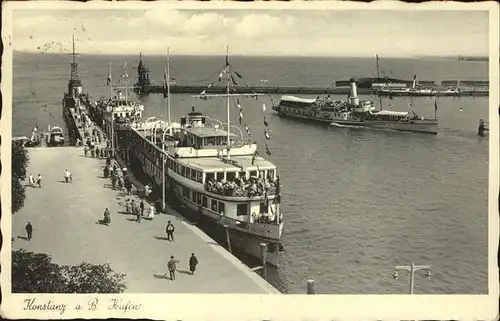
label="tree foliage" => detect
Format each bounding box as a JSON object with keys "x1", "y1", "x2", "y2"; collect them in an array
[
  {"x1": 12, "y1": 249, "x2": 127, "y2": 293},
  {"x1": 12, "y1": 140, "x2": 29, "y2": 213}
]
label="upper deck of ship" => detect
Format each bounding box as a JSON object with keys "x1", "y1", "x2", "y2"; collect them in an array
[{"x1": 176, "y1": 154, "x2": 276, "y2": 173}]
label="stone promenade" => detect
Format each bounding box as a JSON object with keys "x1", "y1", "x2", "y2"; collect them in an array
[{"x1": 12, "y1": 147, "x2": 279, "y2": 294}]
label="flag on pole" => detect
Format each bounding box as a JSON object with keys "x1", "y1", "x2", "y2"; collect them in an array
[
  {"x1": 264, "y1": 117, "x2": 268, "y2": 127},
  {"x1": 234, "y1": 71, "x2": 242, "y2": 78},
  {"x1": 231, "y1": 74, "x2": 238, "y2": 85},
  {"x1": 106, "y1": 74, "x2": 111, "y2": 86},
  {"x1": 239, "y1": 112, "x2": 243, "y2": 125},
  {"x1": 265, "y1": 144, "x2": 272, "y2": 156},
  {"x1": 264, "y1": 130, "x2": 270, "y2": 140}
]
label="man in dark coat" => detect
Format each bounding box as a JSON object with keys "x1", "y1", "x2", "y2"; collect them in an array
[
  {"x1": 25, "y1": 222, "x2": 33, "y2": 241},
  {"x1": 140, "y1": 199, "x2": 145, "y2": 217},
  {"x1": 167, "y1": 255, "x2": 180, "y2": 281},
  {"x1": 189, "y1": 253, "x2": 198, "y2": 275},
  {"x1": 166, "y1": 221, "x2": 175, "y2": 242}
]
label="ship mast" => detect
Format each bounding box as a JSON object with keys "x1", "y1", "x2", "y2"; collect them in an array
[
  {"x1": 167, "y1": 47, "x2": 172, "y2": 133},
  {"x1": 226, "y1": 46, "x2": 231, "y2": 153},
  {"x1": 191, "y1": 47, "x2": 265, "y2": 161}
]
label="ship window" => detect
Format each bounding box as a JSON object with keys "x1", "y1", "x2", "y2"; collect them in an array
[
  {"x1": 239, "y1": 171, "x2": 246, "y2": 179},
  {"x1": 183, "y1": 187, "x2": 190, "y2": 198},
  {"x1": 215, "y1": 137, "x2": 221, "y2": 145},
  {"x1": 191, "y1": 169, "x2": 197, "y2": 181},
  {"x1": 192, "y1": 191, "x2": 197, "y2": 202},
  {"x1": 237, "y1": 204, "x2": 248, "y2": 216},
  {"x1": 186, "y1": 167, "x2": 191, "y2": 178},
  {"x1": 260, "y1": 202, "x2": 267, "y2": 214},
  {"x1": 202, "y1": 196, "x2": 208, "y2": 208},
  {"x1": 268, "y1": 169, "x2": 275, "y2": 180},
  {"x1": 216, "y1": 172, "x2": 223, "y2": 182},
  {"x1": 206, "y1": 172, "x2": 214, "y2": 182},
  {"x1": 197, "y1": 193, "x2": 202, "y2": 205},
  {"x1": 197, "y1": 171, "x2": 203, "y2": 183},
  {"x1": 259, "y1": 170, "x2": 265, "y2": 178},
  {"x1": 226, "y1": 172, "x2": 235, "y2": 182},
  {"x1": 181, "y1": 166, "x2": 186, "y2": 176},
  {"x1": 211, "y1": 199, "x2": 218, "y2": 212},
  {"x1": 250, "y1": 171, "x2": 257, "y2": 178},
  {"x1": 218, "y1": 202, "x2": 225, "y2": 215},
  {"x1": 206, "y1": 137, "x2": 215, "y2": 146}
]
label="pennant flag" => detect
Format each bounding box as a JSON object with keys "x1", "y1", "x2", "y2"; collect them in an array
[
  {"x1": 262, "y1": 104, "x2": 267, "y2": 112},
  {"x1": 265, "y1": 144, "x2": 272, "y2": 156},
  {"x1": 244, "y1": 124, "x2": 250, "y2": 136},
  {"x1": 106, "y1": 74, "x2": 111, "y2": 86},
  {"x1": 408, "y1": 103, "x2": 412, "y2": 108},
  {"x1": 237, "y1": 99, "x2": 241, "y2": 110},
  {"x1": 208, "y1": 83, "x2": 213, "y2": 88},
  {"x1": 234, "y1": 71, "x2": 242, "y2": 78},
  {"x1": 264, "y1": 117, "x2": 269, "y2": 127},
  {"x1": 218, "y1": 72, "x2": 224, "y2": 82},
  {"x1": 225, "y1": 53, "x2": 229, "y2": 67},
  {"x1": 239, "y1": 112, "x2": 243, "y2": 125},
  {"x1": 231, "y1": 74, "x2": 238, "y2": 85},
  {"x1": 265, "y1": 130, "x2": 270, "y2": 140}
]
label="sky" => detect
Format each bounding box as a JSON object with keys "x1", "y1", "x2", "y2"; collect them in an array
[{"x1": 12, "y1": 7, "x2": 490, "y2": 57}]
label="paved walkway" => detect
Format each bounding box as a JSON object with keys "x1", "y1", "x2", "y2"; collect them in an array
[{"x1": 12, "y1": 147, "x2": 279, "y2": 293}]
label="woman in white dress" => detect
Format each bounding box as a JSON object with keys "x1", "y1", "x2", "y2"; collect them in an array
[{"x1": 148, "y1": 205, "x2": 155, "y2": 220}]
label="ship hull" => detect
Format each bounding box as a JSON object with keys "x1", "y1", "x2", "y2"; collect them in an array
[
  {"x1": 274, "y1": 108, "x2": 438, "y2": 134},
  {"x1": 170, "y1": 188, "x2": 281, "y2": 267}
]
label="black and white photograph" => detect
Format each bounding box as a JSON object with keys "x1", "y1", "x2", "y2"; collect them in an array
[{"x1": 1, "y1": 1, "x2": 498, "y2": 320}]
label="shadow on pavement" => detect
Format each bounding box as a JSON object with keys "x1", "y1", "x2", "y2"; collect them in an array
[
  {"x1": 17, "y1": 236, "x2": 29, "y2": 240},
  {"x1": 154, "y1": 236, "x2": 168, "y2": 241},
  {"x1": 153, "y1": 274, "x2": 170, "y2": 280},
  {"x1": 177, "y1": 269, "x2": 192, "y2": 275},
  {"x1": 95, "y1": 220, "x2": 109, "y2": 226}
]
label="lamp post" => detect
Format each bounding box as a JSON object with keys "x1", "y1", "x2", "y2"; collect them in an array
[
  {"x1": 393, "y1": 262, "x2": 431, "y2": 294},
  {"x1": 152, "y1": 120, "x2": 167, "y2": 144},
  {"x1": 161, "y1": 126, "x2": 172, "y2": 212},
  {"x1": 144, "y1": 117, "x2": 156, "y2": 136}
]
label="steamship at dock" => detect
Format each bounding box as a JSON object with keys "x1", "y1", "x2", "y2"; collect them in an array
[
  {"x1": 272, "y1": 78, "x2": 439, "y2": 134},
  {"x1": 91, "y1": 51, "x2": 284, "y2": 266}
]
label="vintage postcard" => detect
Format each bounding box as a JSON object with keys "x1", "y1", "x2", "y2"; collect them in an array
[{"x1": 1, "y1": 1, "x2": 499, "y2": 320}]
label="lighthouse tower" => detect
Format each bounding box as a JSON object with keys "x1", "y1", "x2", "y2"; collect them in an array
[
  {"x1": 67, "y1": 35, "x2": 83, "y2": 99},
  {"x1": 134, "y1": 53, "x2": 151, "y2": 94}
]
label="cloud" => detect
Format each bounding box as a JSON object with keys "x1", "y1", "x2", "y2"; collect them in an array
[{"x1": 11, "y1": 9, "x2": 489, "y2": 57}]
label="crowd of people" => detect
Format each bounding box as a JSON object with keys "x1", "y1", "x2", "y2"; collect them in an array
[{"x1": 205, "y1": 175, "x2": 277, "y2": 198}]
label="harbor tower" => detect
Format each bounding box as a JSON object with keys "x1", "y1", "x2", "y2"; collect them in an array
[
  {"x1": 134, "y1": 53, "x2": 152, "y2": 94},
  {"x1": 64, "y1": 35, "x2": 83, "y2": 108}
]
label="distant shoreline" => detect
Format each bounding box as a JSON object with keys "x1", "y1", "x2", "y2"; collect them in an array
[{"x1": 12, "y1": 50, "x2": 489, "y2": 61}]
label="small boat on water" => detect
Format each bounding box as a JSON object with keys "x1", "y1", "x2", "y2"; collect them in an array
[
  {"x1": 48, "y1": 126, "x2": 65, "y2": 146},
  {"x1": 272, "y1": 78, "x2": 439, "y2": 134}
]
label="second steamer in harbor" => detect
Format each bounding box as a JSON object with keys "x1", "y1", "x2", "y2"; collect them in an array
[{"x1": 272, "y1": 78, "x2": 439, "y2": 134}]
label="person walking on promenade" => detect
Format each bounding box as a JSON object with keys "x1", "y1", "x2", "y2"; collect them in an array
[
  {"x1": 36, "y1": 174, "x2": 42, "y2": 188},
  {"x1": 95, "y1": 146, "x2": 100, "y2": 159},
  {"x1": 25, "y1": 222, "x2": 33, "y2": 241},
  {"x1": 28, "y1": 174, "x2": 35, "y2": 187},
  {"x1": 124, "y1": 178, "x2": 132, "y2": 195},
  {"x1": 132, "y1": 200, "x2": 141, "y2": 223},
  {"x1": 64, "y1": 169, "x2": 71, "y2": 183},
  {"x1": 167, "y1": 256, "x2": 180, "y2": 281},
  {"x1": 166, "y1": 221, "x2": 175, "y2": 242},
  {"x1": 140, "y1": 199, "x2": 145, "y2": 217},
  {"x1": 189, "y1": 253, "x2": 198, "y2": 275},
  {"x1": 103, "y1": 208, "x2": 111, "y2": 226},
  {"x1": 148, "y1": 204, "x2": 156, "y2": 220},
  {"x1": 111, "y1": 175, "x2": 117, "y2": 190},
  {"x1": 84, "y1": 145, "x2": 89, "y2": 157},
  {"x1": 125, "y1": 199, "x2": 131, "y2": 213}
]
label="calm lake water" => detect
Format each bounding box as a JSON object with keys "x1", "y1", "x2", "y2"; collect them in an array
[{"x1": 12, "y1": 52, "x2": 489, "y2": 294}]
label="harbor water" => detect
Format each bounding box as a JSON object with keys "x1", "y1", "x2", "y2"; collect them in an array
[{"x1": 12, "y1": 53, "x2": 489, "y2": 294}]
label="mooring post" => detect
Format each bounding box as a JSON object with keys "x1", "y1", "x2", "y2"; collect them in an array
[
  {"x1": 224, "y1": 225, "x2": 232, "y2": 254},
  {"x1": 307, "y1": 279, "x2": 315, "y2": 294},
  {"x1": 260, "y1": 243, "x2": 267, "y2": 280}
]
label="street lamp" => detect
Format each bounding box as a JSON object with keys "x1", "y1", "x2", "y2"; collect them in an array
[
  {"x1": 144, "y1": 117, "x2": 157, "y2": 134},
  {"x1": 152, "y1": 120, "x2": 168, "y2": 144},
  {"x1": 161, "y1": 126, "x2": 172, "y2": 212},
  {"x1": 393, "y1": 262, "x2": 431, "y2": 294}
]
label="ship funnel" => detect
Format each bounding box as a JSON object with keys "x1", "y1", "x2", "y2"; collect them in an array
[
  {"x1": 349, "y1": 78, "x2": 359, "y2": 107},
  {"x1": 188, "y1": 106, "x2": 205, "y2": 128}
]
